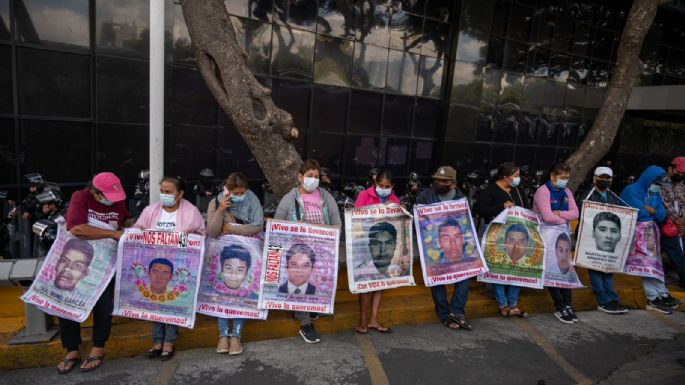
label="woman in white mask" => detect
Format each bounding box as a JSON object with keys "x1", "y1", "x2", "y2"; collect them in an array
[
  {"x1": 353, "y1": 169, "x2": 399, "y2": 334},
  {"x1": 134, "y1": 176, "x2": 206, "y2": 361},
  {"x1": 274, "y1": 159, "x2": 341, "y2": 344}
]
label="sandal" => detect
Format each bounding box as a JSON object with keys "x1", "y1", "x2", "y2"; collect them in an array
[
  {"x1": 498, "y1": 306, "x2": 511, "y2": 317},
  {"x1": 448, "y1": 313, "x2": 472, "y2": 331},
  {"x1": 441, "y1": 319, "x2": 460, "y2": 330},
  {"x1": 368, "y1": 325, "x2": 393, "y2": 334},
  {"x1": 56, "y1": 356, "x2": 81, "y2": 374},
  {"x1": 80, "y1": 355, "x2": 104, "y2": 373},
  {"x1": 509, "y1": 307, "x2": 528, "y2": 318},
  {"x1": 355, "y1": 326, "x2": 369, "y2": 334}
]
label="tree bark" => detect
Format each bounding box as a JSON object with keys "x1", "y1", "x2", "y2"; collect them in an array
[
  {"x1": 565, "y1": 0, "x2": 669, "y2": 190},
  {"x1": 180, "y1": 0, "x2": 301, "y2": 200}
]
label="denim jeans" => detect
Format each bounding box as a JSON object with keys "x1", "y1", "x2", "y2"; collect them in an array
[
  {"x1": 430, "y1": 279, "x2": 470, "y2": 321},
  {"x1": 491, "y1": 284, "x2": 521, "y2": 308},
  {"x1": 642, "y1": 277, "x2": 668, "y2": 301},
  {"x1": 588, "y1": 269, "x2": 619, "y2": 306},
  {"x1": 217, "y1": 318, "x2": 245, "y2": 338},
  {"x1": 152, "y1": 322, "x2": 178, "y2": 344},
  {"x1": 661, "y1": 235, "x2": 685, "y2": 286}
]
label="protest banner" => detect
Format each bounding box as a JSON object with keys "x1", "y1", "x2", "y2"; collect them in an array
[
  {"x1": 573, "y1": 200, "x2": 638, "y2": 273},
  {"x1": 345, "y1": 204, "x2": 414, "y2": 294},
  {"x1": 541, "y1": 224, "x2": 583, "y2": 289},
  {"x1": 21, "y1": 221, "x2": 118, "y2": 322},
  {"x1": 196, "y1": 235, "x2": 268, "y2": 320},
  {"x1": 413, "y1": 199, "x2": 487, "y2": 287},
  {"x1": 113, "y1": 229, "x2": 205, "y2": 328},
  {"x1": 477, "y1": 207, "x2": 546, "y2": 289},
  {"x1": 258, "y1": 220, "x2": 340, "y2": 314},
  {"x1": 623, "y1": 221, "x2": 665, "y2": 282}
]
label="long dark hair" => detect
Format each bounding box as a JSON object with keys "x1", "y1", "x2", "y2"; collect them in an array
[{"x1": 495, "y1": 161, "x2": 518, "y2": 181}]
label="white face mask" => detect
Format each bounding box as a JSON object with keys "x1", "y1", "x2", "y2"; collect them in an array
[
  {"x1": 375, "y1": 187, "x2": 392, "y2": 198},
  {"x1": 510, "y1": 176, "x2": 521, "y2": 187},
  {"x1": 159, "y1": 193, "x2": 177, "y2": 207},
  {"x1": 97, "y1": 195, "x2": 114, "y2": 206},
  {"x1": 302, "y1": 177, "x2": 319, "y2": 192}
]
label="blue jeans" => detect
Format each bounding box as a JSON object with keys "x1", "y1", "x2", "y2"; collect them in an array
[
  {"x1": 217, "y1": 317, "x2": 244, "y2": 338},
  {"x1": 661, "y1": 235, "x2": 685, "y2": 286},
  {"x1": 491, "y1": 284, "x2": 521, "y2": 308},
  {"x1": 152, "y1": 322, "x2": 178, "y2": 344},
  {"x1": 430, "y1": 279, "x2": 470, "y2": 321},
  {"x1": 643, "y1": 277, "x2": 668, "y2": 301},
  {"x1": 588, "y1": 269, "x2": 619, "y2": 306}
]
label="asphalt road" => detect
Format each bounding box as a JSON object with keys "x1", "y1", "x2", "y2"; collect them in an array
[{"x1": 2, "y1": 310, "x2": 684, "y2": 385}]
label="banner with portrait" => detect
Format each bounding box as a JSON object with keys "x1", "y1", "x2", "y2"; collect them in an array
[
  {"x1": 477, "y1": 207, "x2": 546, "y2": 289},
  {"x1": 345, "y1": 204, "x2": 414, "y2": 294},
  {"x1": 21, "y1": 221, "x2": 118, "y2": 322},
  {"x1": 196, "y1": 235, "x2": 268, "y2": 320},
  {"x1": 541, "y1": 224, "x2": 583, "y2": 289},
  {"x1": 113, "y1": 229, "x2": 205, "y2": 328},
  {"x1": 414, "y1": 199, "x2": 487, "y2": 287},
  {"x1": 623, "y1": 221, "x2": 665, "y2": 282},
  {"x1": 258, "y1": 220, "x2": 340, "y2": 314},
  {"x1": 573, "y1": 201, "x2": 638, "y2": 273}
]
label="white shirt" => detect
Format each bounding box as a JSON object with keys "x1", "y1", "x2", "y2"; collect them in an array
[
  {"x1": 287, "y1": 281, "x2": 309, "y2": 294},
  {"x1": 156, "y1": 210, "x2": 177, "y2": 231}
]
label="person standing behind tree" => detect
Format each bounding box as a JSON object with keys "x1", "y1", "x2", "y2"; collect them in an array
[
  {"x1": 475, "y1": 162, "x2": 530, "y2": 319},
  {"x1": 533, "y1": 162, "x2": 579, "y2": 325},
  {"x1": 353, "y1": 169, "x2": 399, "y2": 335}
]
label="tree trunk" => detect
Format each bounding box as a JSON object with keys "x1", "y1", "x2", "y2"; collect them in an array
[
  {"x1": 565, "y1": 0, "x2": 669, "y2": 190},
  {"x1": 180, "y1": 0, "x2": 301, "y2": 200}
]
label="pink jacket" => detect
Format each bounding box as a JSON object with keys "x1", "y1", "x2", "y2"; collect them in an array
[
  {"x1": 354, "y1": 186, "x2": 400, "y2": 207},
  {"x1": 134, "y1": 199, "x2": 206, "y2": 235},
  {"x1": 532, "y1": 185, "x2": 579, "y2": 225}
]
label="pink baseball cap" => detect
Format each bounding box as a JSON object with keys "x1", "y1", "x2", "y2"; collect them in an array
[
  {"x1": 671, "y1": 157, "x2": 685, "y2": 173},
  {"x1": 92, "y1": 172, "x2": 126, "y2": 202}
]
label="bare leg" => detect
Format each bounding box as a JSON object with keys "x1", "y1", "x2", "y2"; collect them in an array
[
  {"x1": 357, "y1": 292, "x2": 371, "y2": 332},
  {"x1": 368, "y1": 290, "x2": 385, "y2": 328}
]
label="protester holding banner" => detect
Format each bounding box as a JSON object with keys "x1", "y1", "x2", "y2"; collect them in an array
[
  {"x1": 415, "y1": 165, "x2": 475, "y2": 330},
  {"x1": 577, "y1": 167, "x2": 629, "y2": 314},
  {"x1": 274, "y1": 159, "x2": 341, "y2": 344},
  {"x1": 206, "y1": 172, "x2": 265, "y2": 355},
  {"x1": 533, "y1": 162, "x2": 579, "y2": 324},
  {"x1": 658, "y1": 157, "x2": 685, "y2": 289},
  {"x1": 353, "y1": 169, "x2": 399, "y2": 334},
  {"x1": 475, "y1": 162, "x2": 530, "y2": 319},
  {"x1": 134, "y1": 176, "x2": 206, "y2": 360},
  {"x1": 621, "y1": 166, "x2": 682, "y2": 314},
  {"x1": 57, "y1": 172, "x2": 129, "y2": 374},
  {"x1": 206, "y1": 172, "x2": 264, "y2": 237}
]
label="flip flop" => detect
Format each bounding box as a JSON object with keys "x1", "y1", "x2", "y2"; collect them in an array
[
  {"x1": 368, "y1": 325, "x2": 393, "y2": 334},
  {"x1": 448, "y1": 313, "x2": 472, "y2": 331},
  {"x1": 498, "y1": 306, "x2": 511, "y2": 317},
  {"x1": 509, "y1": 307, "x2": 528, "y2": 318},
  {"x1": 441, "y1": 319, "x2": 460, "y2": 330},
  {"x1": 56, "y1": 356, "x2": 81, "y2": 374},
  {"x1": 355, "y1": 326, "x2": 369, "y2": 334},
  {"x1": 80, "y1": 356, "x2": 104, "y2": 373}
]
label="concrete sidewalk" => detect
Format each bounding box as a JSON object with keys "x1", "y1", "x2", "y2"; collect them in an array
[{"x1": 2, "y1": 310, "x2": 684, "y2": 385}]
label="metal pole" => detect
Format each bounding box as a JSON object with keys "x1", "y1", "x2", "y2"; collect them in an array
[{"x1": 149, "y1": 0, "x2": 165, "y2": 204}]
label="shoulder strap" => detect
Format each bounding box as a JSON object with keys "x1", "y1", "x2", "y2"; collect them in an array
[{"x1": 584, "y1": 187, "x2": 595, "y2": 200}]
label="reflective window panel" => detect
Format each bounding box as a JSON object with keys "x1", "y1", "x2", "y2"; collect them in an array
[
  {"x1": 96, "y1": 123, "x2": 149, "y2": 186},
  {"x1": 313, "y1": 34, "x2": 353, "y2": 87},
  {"x1": 96, "y1": 56, "x2": 149, "y2": 123},
  {"x1": 96, "y1": 0, "x2": 150, "y2": 57},
  {"x1": 310, "y1": 84, "x2": 348, "y2": 133},
  {"x1": 386, "y1": 49, "x2": 419, "y2": 95},
  {"x1": 352, "y1": 42, "x2": 388, "y2": 89},
  {"x1": 271, "y1": 25, "x2": 315, "y2": 80},
  {"x1": 15, "y1": 0, "x2": 89, "y2": 48}
]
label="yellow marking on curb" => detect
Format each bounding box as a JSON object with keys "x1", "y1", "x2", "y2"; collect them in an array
[
  {"x1": 356, "y1": 334, "x2": 390, "y2": 385},
  {"x1": 151, "y1": 355, "x2": 179, "y2": 385},
  {"x1": 512, "y1": 318, "x2": 593, "y2": 385},
  {"x1": 648, "y1": 311, "x2": 685, "y2": 334}
]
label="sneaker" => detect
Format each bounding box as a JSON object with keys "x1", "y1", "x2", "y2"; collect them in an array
[
  {"x1": 646, "y1": 298, "x2": 673, "y2": 314},
  {"x1": 566, "y1": 306, "x2": 579, "y2": 322},
  {"x1": 598, "y1": 302, "x2": 622, "y2": 314},
  {"x1": 216, "y1": 336, "x2": 229, "y2": 354},
  {"x1": 661, "y1": 294, "x2": 683, "y2": 309},
  {"x1": 229, "y1": 336, "x2": 243, "y2": 355},
  {"x1": 554, "y1": 308, "x2": 574, "y2": 324},
  {"x1": 614, "y1": 302, "x2": 629, "y2": 313},
  {"x1": 299, "y1": 323, "x2": 321, "y2": 344}
]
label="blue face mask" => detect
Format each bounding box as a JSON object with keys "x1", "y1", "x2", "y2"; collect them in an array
[
  {"x1": 375, "y1": 187, "x2": 392, "y2": 198},
  {"x1": 510, "y1": 176, "x2": 521, "y2": 187},
  {"x1": 554, "y1": 179, "x2": 569, "y2": 189},
  {"x1": 649, "y1": 184, "x2": 660, "y2": 194},
  {"x1": 230, "y1": 194, "x2": 246, "y2": 203},
  {"x1": 160, "y1": 193, "x2": 177, "y2": 207},
  {"x1": 97, "y1": 196, "x2": 114, "y2": 206}
]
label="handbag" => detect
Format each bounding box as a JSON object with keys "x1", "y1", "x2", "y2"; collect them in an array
[{"x1": 661, "y1": 218, "x2": 678, "y2": 238}]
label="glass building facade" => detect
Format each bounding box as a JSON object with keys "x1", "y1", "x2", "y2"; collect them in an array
[{"x1": 1, "y1": 0, "x2": 684, "y2": 200}]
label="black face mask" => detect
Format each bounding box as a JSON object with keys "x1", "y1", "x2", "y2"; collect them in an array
[
  {"x1": 672, "y1": 174, "x2": 684, "y2": 183},
  {"x1": 595, "y1": 180, "x2": 611, "y2": 190},
  {"x1": 433, "y1": 182, "x2": 452, "y2": 195}
]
